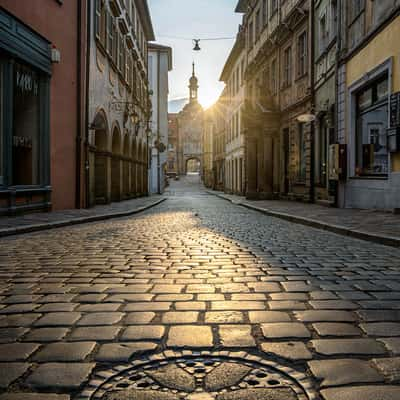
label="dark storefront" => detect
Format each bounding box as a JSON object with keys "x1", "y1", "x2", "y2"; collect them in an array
[{"x1": 0, "y1": 8, "x2": 51, "y2": 214}]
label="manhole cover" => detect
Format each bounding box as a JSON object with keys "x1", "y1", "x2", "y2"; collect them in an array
[{"x1": 79, "y1": 352, "x2": 316, "y2": 400}]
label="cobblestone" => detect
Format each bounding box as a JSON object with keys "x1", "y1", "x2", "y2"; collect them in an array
[{"x1": 1, "y1": 178, "x2": 400, "y2": 398}]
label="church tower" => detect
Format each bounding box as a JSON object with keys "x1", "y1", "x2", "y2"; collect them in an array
[{"x1": 189, "y1": 62, "x2": 199, "y2": 103}]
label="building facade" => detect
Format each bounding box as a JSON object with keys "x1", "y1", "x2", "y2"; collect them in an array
[
  {"x1": 203, "y1": 108, "x2": 214, "y2": 188},
  {"x1": 337, "y1": 0, "x2": 400, "y2": 210},
  {"x1": 87, "y1": 0, "x2": 154, "y2": 206},
  {"x1": 177, "y1": 64, "x2": 203, "y2": 176},
  {"x1": 220, "y1": 29, "x2": 246, "y2": 195},
  {"x1": 148, "y1": 43, "x2": 172, "y2": 194},
  {"x1": 0, "y1": 1, "x2": 86, "y2": 214},
  {"x1": 166, "y1": 113, "x2": 179, "y2": 176}
]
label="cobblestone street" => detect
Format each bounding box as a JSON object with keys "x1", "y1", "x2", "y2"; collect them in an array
[{"x1": 1, "y1": 176, "x2": 400, "y2": 400}]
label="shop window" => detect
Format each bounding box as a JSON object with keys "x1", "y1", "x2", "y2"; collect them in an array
[
  {"x1": 298, "y1": 123, "x2": 306, "y2": 182},
  {"x1": 12, "y1": 62, "x2": 40, "y2": 185},
  {"x1": 355, "y1": 75, "x2": 389, "y2": 176}
]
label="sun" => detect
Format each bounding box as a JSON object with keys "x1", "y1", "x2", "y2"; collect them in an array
[{"x1": 199, "y1": 92, "x2": 219, "y2": 110}]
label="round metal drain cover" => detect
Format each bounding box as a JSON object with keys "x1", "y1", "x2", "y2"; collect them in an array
[{"x1": 80, "y1": 352, "x2": 315, "y2": 400}]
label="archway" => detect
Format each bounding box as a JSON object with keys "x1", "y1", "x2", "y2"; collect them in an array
[
  {"x1": 123, "y1": 134, "x2": 130, "y2": 199},
  {"x1": 185, "y1": 157, "x2": 201, "y2": 175},
  {"x1": 91, "y1": 111, "x2": 109, "y2": 206},
  {"x1": 111, "y1": 127, "x2": 122, "y2": 202}
]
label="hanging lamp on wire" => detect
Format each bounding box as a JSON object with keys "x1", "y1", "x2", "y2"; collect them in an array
[{"x1": 157, "y1": 35, "x2": 235, "y2": 51}]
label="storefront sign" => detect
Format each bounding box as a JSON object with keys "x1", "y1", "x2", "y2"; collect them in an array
[{"x1": 13, "y1": 136, "x2": 32, "y2": 148}]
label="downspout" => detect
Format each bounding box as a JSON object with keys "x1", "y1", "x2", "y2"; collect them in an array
[
  {"x1": 309, "y1": 0, "x2": 316, "y2": 203},
  {"x1": 157, "y1": 52, "x2": 161, "y2": 194},
  {"x1": 333, "y1": 0, "x2": 342, "y2": 207},
  {"x1": 75, "y1": 0, "x2": 82, "y2": 208},
  {"x1": 84, "y1": 0, "x2": 91, "y2": 208}
]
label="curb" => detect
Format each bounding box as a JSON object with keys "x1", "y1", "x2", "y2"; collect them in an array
[
  {"x1": 208, "y1": 191, "x2": 400, "y2": 248},
  {"x1": 0, "y1": 198, "x2": 167, "y2": 238}
]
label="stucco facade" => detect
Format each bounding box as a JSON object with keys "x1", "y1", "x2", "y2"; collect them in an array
[
  {"x1": 148, "y1": 43, "x2": 172, "y2": 194},
  {"x1": 87, "y1": 0, "x2": 154, "y2": 206}
]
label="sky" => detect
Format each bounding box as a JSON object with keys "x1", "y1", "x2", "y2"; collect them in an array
[{"x1": 147, "y1": 0, "x2": 242, "y2": 111}]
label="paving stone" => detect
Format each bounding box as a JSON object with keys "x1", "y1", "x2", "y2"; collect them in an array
[
  {"x1": 151, "y1": 285, "x2": 184, "y2": 294},
  {"x1": 205, "y1": 362, "x2": 251, "y2": 391},
  {"x1": 106, "y1": 294, "x2": 154, "y2": 302},
  {"x1": 162, "y1": 311, "x2": 198, "y2": 324},
  {"x1": 95, "y1": 342, "x2": 157, "y2": 362},
  {"x1": 0, "y1": 314, "x2": 40, "y2": 327},
  {"x1": 211, "y1": 301, "x2": 266, "y2": 311},
  {"x1": 123, "y1": 302, "x2": 171, "y2": 311},
  {"x1": 311, "y1": 338, "x2": 386, "y2": 355},
  {"x1": 175, "y1": 301, "x2": 206, "y2": 310},
  {"x1": 0, "y1": 343, "x2": 39, "y2": 361},
  {"x1": 294, "y1": 310, "x2": 356, "y2": 322},
  {"x1": 281, "y1": 282, "x2": 316, "y2": 292},
  {"x1": 34, "y1": 312, "x2": 81, "y2": 327},
  {"x1": 268, "y1": 301, "x2": 307, "y2": 310},
  {"x1": 124, "y1": 312, "x2": 155, "y2": 324},
  {"x1": 261, "y1": 322, "x2": 311, "y2": 339},
  {"x1": 0, "y1": 303, "x2": 40, "y2": 314},
  {"x1": 219, "y1": 325, "x2": 255, "y2": 347},
  {"x1": 68, "y1": 326, "x2": 121, "y2": 341},
  {"x1": 308, "y1": 359, "x2": 383, "y2": 387},
  {"x1": 120, "y1": 325, "x2": 165, "y2": 340},
  {"x1": 76, "y1": 312, "x2": 124, "y2": 326},
  {"x1": 205, "y1": 311, "x2": 244, "y2": 324},
  {"x1": 155, "y1": 294, "x2": 193, "y2": 301},
  {"x1": 260, "y1": 341, "x2": 312, "y2": 360},
  {"x1": 312, "y1": 323, "x2": 362, "y2": 337},
  {"x1": 360, "y1": 322, "x2": 400, "y2": 336},
  {"x1": 0, "y1": 327, "x2": 28, "y2": 343},
  {"x1": 76, "y1": 303, "x2": 121, "y2": 312},
  {"x1": 0, "y1": 394, "x2": 70, "y2": 400},
  {"x1": 146, "y1": 364, "x2": 195, "y2": 392},
  {"x1": 357, "y1": 310, "x2": 400, "y2": 321},
  {"x1": 378, "y1": 338, "x2": 400, "y2": 354},
  {"x1": 320, "y1": 386, "x2": 400, "y2": 400},
  {"x1": 248, "y1": 311, "x2": 291, "y2": 323},
  {"x1": 0, "y1": 362, "x2": 30, "y2": 388},
  {"x1": 373, "y1": 357, "x2": 400, "y2": 382},
  {"x1": 309, "y1": 300, "x2": 358, "y2": 309},
  {"x1": 270, "y1": 292, "x2": 308, "y2": 301},
  {"x1": 23, "y1": 328, "x2": 69, "y2": 342},
  {"x1": 36, "y1": 303, "x2": 78, "y2": 312},
  {"x1": 32, "y1": 342, "x2": 96, "y2": 361},
  {"x1": 167, "y1": 325, "x2": 213, "y2": 347},
  {"x1": 26, "y1": 362, "x2": 95, "y2": 390}
]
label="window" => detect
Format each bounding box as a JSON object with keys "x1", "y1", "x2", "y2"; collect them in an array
[
  {"x1": 348, "y1": 0, "x2": 365, "y2": 48},
  {"x1": 271, "y1": 58, "x2": 277, "y2": 94},
  {"x1": 12, "y1": 61, "x2": 41, "y2": 185},
  {"x1": 316, "y1": 116, "x2": 328, "y2": 186},
  {"x1": 241, "y1": 59, "x2": 245, "y2": 83},
  {"x1": 127, "y1": 54, "x2": 132, "y2": 87},
  {"x1": 298, "y1": 123, "x2": 306, "y2": 182},
  {"x1": 271, "y1": 0, "x2": 278, "y2": 15},
  {"x1": 319, "y1": 13, "x2": 328, "y2": 53},
  {"x1": 95, "y1": 0, "x2": 106, "y2": 47},
  {"x1": 297, "y1": 31, "x2": 307, "y2": 77},
  {"x1": 106, "y1": 12, "x2": 115, "y2": 56},
  {"x1": 283, "y1": 46, "x2": 292, "y2": 87},
  {"x1": 355, "y1": 75, "x2": 389, "y2": 176},
  {"x1": 263, "y1": 0, "x2": 268, "y2": 26},
  {"x1": 248, "y1": 20, "x2": 254, "y2": 47},
  {"x1": 0, "y1": 59, "x2": 3, "y2": 184},
  {"x1": 118, "y1": 32, "x2": 124, "y2": 72},
  {"x1": 255, "y1": 9, "x2": 261, "y2": 39},
  {"x1": 331, "y1": 0, "x2": 338, "y2": 36}
]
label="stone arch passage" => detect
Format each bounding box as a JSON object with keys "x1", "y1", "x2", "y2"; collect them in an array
[
  {"x1": 111, "y1": 127, "x2": 122, "y2": 202},
  {"x1": 185, "y1": 157, "x2": 201, "y2": 175}
]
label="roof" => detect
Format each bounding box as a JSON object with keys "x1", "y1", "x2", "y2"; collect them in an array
[
  {"x1": 219, "y1": 31, "x2": 245, "y2": 82},
  {"x1": 235, "y1": 0, "x2": 248, "y2": 13},
  {"x1": 136, "y1": 0, "x2": 155, "y2": 41},
  {"x1": 148, "y1": 43, "x2": 173, "y2": 70}
]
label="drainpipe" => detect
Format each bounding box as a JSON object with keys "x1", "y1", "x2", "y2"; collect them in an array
[
  {"x1": 84, "y1": 0, "x2": 91, "y2": 208},
  {"x1": 157, "y1": 52, "x2": 161, "y2": 194},
  {"x1": 75, "y1": 0, "x2": 82, "y2": 209},
  {"x1": 309, "y1": 0, "x2": 316, "y2": 203}
]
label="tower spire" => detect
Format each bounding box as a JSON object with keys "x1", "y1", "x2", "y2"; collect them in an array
[{"x1": 189, "y1": 62, "x2": 199, "y2": 103}]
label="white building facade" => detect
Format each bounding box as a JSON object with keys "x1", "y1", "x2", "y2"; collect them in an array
[{"x1": 148, "y1": 43, "x2": 172, "y2": 194}]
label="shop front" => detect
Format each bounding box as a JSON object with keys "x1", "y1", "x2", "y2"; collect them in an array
[{"x1": 0, "y1": 8, "x2": 51, "y2": 214}]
